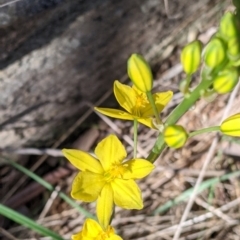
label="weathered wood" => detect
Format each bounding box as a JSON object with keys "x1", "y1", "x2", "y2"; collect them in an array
[{"x1": 0, "y1": 0, "x2": 224, "y2": 147}]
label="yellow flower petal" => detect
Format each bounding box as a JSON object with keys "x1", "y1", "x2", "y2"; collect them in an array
[
  {"x1": 71, "y1": 231, "x2": 82, "y2": 240},
  {"x1": 220, "y1": 113, "x2": 240, "y2": 136},
  {"x1": 112, "y1": 179, "x2": 143, "y2": 209},
  {"x1": 137, "y1": 117, "x2": 156, "y2": 129},
  {"x1": 62, "y1": 149, "x2": 103, "y2": 174},
  {"x1": 95, "y1": 135, "x2": 127, "y2": 171},
  {"x1": 71, "y1": 172, "x2": 105, "y2": 202},
  {"x1": 72, "y1": 219, "x2": 123, "y2": 240},
  {"x1": 94, "y1": 107, "x2": 134, "y2": 121},
  {"x1": 123, "y1": 159, "x2": 154, "y2": 179},
  {"x1": 97, "y1": 184, "x2": 114, "y2": 230},
  {"x1": 142, "y1": 91, "x2": 173, "y2": 117},
  {"x1": 114, "y1": 80, "x2": 135, "y2": 113},
  {"x1": 155, "y1": 91, "x2": 173, "y2": 111},
  {"x1": 127, "y1": 53, "x2": 153, "y2": 93},
  {"x1": 82, "y1": 219, "x2": 102, "y2": 237}
]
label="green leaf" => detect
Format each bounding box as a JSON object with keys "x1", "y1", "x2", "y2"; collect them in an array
[
  {"x1": 2, "y1": 157, "x2": 95, "y2": 219},
  {"x1": 0, "y1": 204, "x2": 64, "y2": 240}
]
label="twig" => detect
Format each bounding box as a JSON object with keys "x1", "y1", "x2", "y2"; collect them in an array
[
  {"x1": 1, "y1": 148, "x2": 63, "y2": 157},
  {"x1": 0, "y1": 0, "x2": 22, "y2": 8},
  {"x1": 0, "y1": 227, "x2": 18, "y2": 240},
  {"x1": 3, "y1": 166, "x2": 70, "y2": 208},
  {"x1": 39, "y1": 186, "x2": 61, "y2": 219},
  {"x1": 195, "y1": 197, "x2": 236, "y2": 223},
  {"x1": 173, "y1": 81, "x2": 240, "y2": 239},
  {"x1": 145, "y1": 197, "x2": 240, "y2": 239}
]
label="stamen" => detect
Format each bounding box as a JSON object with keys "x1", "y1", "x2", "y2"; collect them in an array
[
  {"x1": 103, "y1": 163, "x2": 125, "y2": 182},
  {"x1": 132, "y1": 92, "x2": 149, "y2": 116}
]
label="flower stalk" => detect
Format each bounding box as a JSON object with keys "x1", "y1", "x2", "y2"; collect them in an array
[
  {"x1": 133, "y1": 118, "x2": 138, "y2": 158},
  {"x1": 147, "y1": 78, "x2": 217, "y2": 162},
  {"x1": 146, "y1": 91, "x2": 162, "y2": 126},
  {"x1": 189, "y1": 126, "x2": 220, "y2": 138}
]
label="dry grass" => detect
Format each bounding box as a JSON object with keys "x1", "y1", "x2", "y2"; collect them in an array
[{"x1": 2, "y1": 1, "x2": 240, "y2": 239}]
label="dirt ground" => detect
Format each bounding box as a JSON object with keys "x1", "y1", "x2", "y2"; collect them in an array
[{"x1": 2, "y1": 0, "x2": 240, "y2": 239}]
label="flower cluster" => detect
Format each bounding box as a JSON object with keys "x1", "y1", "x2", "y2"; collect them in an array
[
  {"x1": 63, "y1": 54, "x2": 163, "y2": 239},
  {"x1": 62, "y1": 12, "x2": 240, "y2": 237}
]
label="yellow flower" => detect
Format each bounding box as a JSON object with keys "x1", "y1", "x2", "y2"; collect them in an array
[
  {"x1": 72, "y1": 218, "x2": 122, "y2": 240},
  {"x1": 95, "y1": 81, "x2": 173, "y2": 129},
  {"x1": 127, "y1": 53, "x2": 153, "y2": 92},
  {"x1": 62, "y1": 135, "x2": 154, "y2": 229},
  {"x1": 220, "y1": 113, "x2": 240, "y2": 136}
]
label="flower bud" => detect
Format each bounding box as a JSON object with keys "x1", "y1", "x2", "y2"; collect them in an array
[
  {"x1": 213, "y1": 68, "x2": 239, "y2": 94},
  {"x1": 127, "y1": 53, "x2": 153, "y2": 92},
  {"x1": 180, "y1": 40, "x2": 202, "y2": 74},
  {"x1": 227, "y1": 37, "x2": 240, "y2": 61},
  {"x1": 220, "y1": 12, "x2": 238, "y2": 39},
  {"x1": 220, "y1": 113, "x2": 240, "y2": 136},
  {"x1": 203, "y1": 38, "x2": 226, "y2": 69},
  {"x1": 164, "y1": 125, "x2": 188, "y2": 149}
]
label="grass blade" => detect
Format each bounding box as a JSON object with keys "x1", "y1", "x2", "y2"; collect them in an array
[
  {"x1": 2, "y1": 157, "x2": 95, "y2": 219},
  {"x1": 0, "y1": 204, "x2": 64, "y2": 240}
]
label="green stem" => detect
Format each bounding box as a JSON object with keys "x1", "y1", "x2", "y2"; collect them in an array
[
  {"x1": 146, "y1": 91, "x2": 162, "y2": 125},
  {"x1": 147, "y1": 58, "x2": 229, "y2": 163},
  {"x1": 179, "y1": 74, "x2": 192, "y2": 97},
  {"x1": 189, "y1": 126, "x2": 220, "y2": 138},
  {"x1": 147, "y1": 79, "x2": 213, "y2": 163},
  {"x1": 133, "y1": 119, "x2": 138, "y2": 158}
]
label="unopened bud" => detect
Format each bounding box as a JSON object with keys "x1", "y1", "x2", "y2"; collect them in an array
[
  {"x1": 203, "y1": 38, "x2": 226, "y2": 69},
  {"x1": 220, "y1": 113, "x2": 240, "y2": 136},
  {"x1": 127, "y1": 54, "x2": 153, "y2": 93},
  {"x1": 213, "y1": 68, "x2": 239, "y2": 94},
  {"x1": 164, "y1": 125, "x2": 188, "y2": 149},
  {"x1": 220, "y1": 12, "x2": 238, "y2": 39},
  {"x1": 181, "y1": 40, "x2": 202, "y2": 74},
  {"x1": 227, "y1": 37, "x2": 240, "y2": 61}
]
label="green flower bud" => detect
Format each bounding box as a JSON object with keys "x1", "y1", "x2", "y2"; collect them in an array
[
  {"x1": 127, "y1": 53, "x2": 153, "y2": 93},
  {"x1": 213, "y1": 68, "x2": 239, "y2": 94},
  {"x1": 227, "y1": 37, "x2": 240, "y2": 61},
  {"x1": 220, "y1": 113, "x2": 240, "y2": 136},
  {"x1": 164, "y1": 125, "x2": 188, "y2": 149},
  {"x1": 180, "y1": 40, "x2": 202, "y2": 74},
  {"x1": 220, "y1": 12, "x2": 238, "y2": 39},
  {"x1": 203, "y1": 38, "x2": 226, "y2": 69}
]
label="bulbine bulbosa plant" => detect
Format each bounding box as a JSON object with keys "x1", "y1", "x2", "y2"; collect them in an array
[{"x1": 63, "y1": 3, "x2": 240, "y2": 239}]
